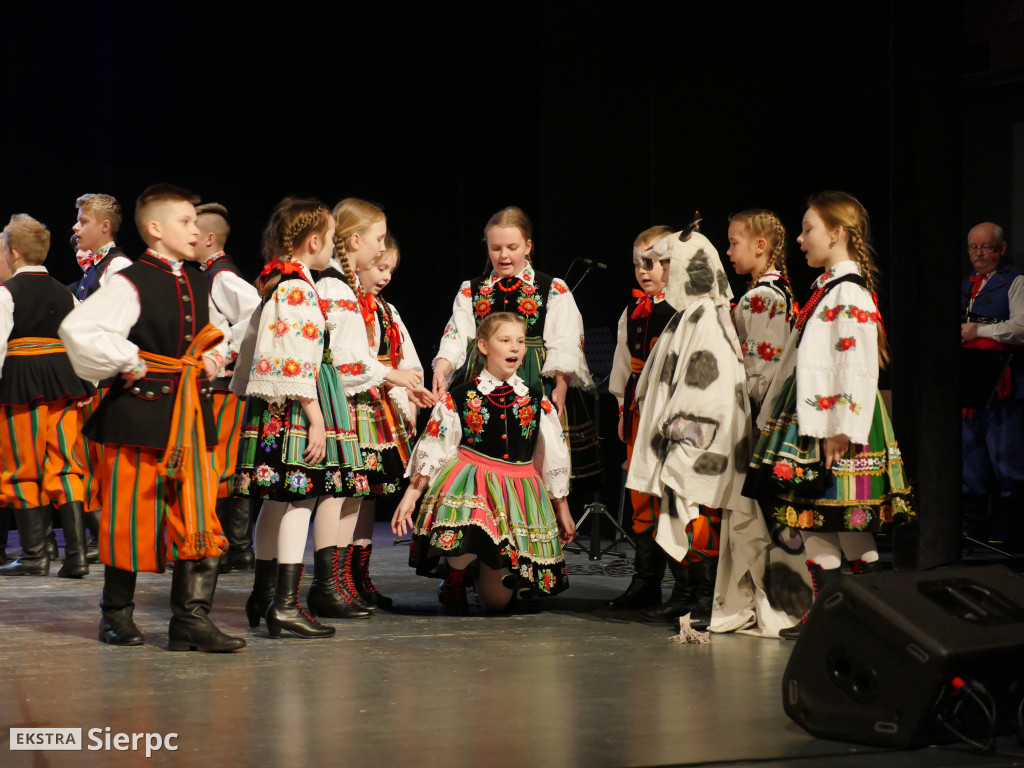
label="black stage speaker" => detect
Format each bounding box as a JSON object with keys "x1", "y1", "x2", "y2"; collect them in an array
[{"x1": 783, "y1": 564, "x2": 1024, "y2": 748}]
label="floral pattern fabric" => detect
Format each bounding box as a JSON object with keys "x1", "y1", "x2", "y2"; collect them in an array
[{"x1": 732, "y1": 271, "x2": 793, "y2": 410}]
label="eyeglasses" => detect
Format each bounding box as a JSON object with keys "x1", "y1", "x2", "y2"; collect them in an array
[{"x1": 968, "y1": 244, "x2": 1001, "y2": 253}]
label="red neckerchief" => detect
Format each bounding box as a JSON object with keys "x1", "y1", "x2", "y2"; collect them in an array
[
  {"x1": 631, "y1": 288, "x2": 652, "y2": 319},
  {"x1": 969, "y1": 273, "x2": 987, "y2": 299},
  {"x1": 258, "y1": 259, "x2": 327, "y2": 320}
]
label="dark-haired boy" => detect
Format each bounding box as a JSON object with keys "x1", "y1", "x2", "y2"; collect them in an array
[
  {"x1": 194, "y1": 203, "x2": 260, "y2": 572},
  {"x1": 60, "y1": 184, "x2": 244, "y2": 652}
]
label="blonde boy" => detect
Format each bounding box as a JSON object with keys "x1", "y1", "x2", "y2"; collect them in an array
[{"x1": 60, "y1": 184, "x2": 244, "y2": 652}]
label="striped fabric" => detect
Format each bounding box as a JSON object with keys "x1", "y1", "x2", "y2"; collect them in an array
[
  {"x1": 0, "y1": 399, "x2": 84, "y2": 508},
  {"x1": 6, "y1": 336, "x2": 67, "y2": 356},
  {"x1": 99, "y1": 444, "x2": 224, "y2": 572},
  {"x1": 211, "y1": 391, "x2": 245, "y2": 498},
  {"x1": 73, "y1": 389, "x2": 106, "y2": 512},
  {"x1": 624, "y1": 414, "x2": 660, "y2": 535},
  {"x1": 683, "y1": 506, "x2": 721, "y2": 563}
]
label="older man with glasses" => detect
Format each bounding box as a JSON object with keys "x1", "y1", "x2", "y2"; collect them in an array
[{"x1": 961, "y1": 221, "x2": 1024, "y2": 552}]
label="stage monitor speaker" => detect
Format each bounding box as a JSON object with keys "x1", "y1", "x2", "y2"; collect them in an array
[{"x1": 783, "y1": 564, "x2": 1024, "y2": 749}]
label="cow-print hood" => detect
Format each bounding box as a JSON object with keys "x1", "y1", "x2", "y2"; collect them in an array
[{"x1": 649, "y1": 230, "x2": 733, "y2": 313}]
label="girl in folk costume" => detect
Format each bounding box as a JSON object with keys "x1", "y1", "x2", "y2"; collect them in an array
[
  {"x1": 431, "y1": 207, "x2": 600, "y2": 481},
  {"x1": 313, "y1": 200, "x2": 434, "y2": 618},
  {"x1": 626, "y1": 227, "x2": 793, "y2": 637},
  {"x1": 727, "y1": 209, "x2": 795, "y2": 420},
  {"x1": 233, "y1": 198, "x2": 366, "y2": 639},
  {"x1": 743, "y1": 191, "x2": 914, "y2": 639},
  {"x1": 606, "y1": 225, "x2": 676, "y2": 611},
  {"x1": 393, "y1": 313, "x2": 575, "y2": 614}
]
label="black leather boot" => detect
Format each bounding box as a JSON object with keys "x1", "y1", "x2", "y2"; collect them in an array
[
  {"x1": 265, "y1": 563, "x2": 335, "y2": 639},
  {"x1": 225, "y1": 496, "x2": 255, "y2": 571},
  {"x1": 99, "y1": 566, "x2": 144, "y2": 646},
  {"x1": 307, "y1": 547, "x2": 371, "y2": 619},
  {"x1": 849, "y1": 558, "x2": 883, "y2": 575},
  {"x1": 167, "y1": 557, "x2": 246, "y2": 652},
  {"x1": 246, "y1": 558, "x2": 277, "y2": 627},
  {"x1": 0, "y1": 507, "x2": 51, "y2": 576},
  {"x1": 779, "y1": 560, "x2": 842, "y2": 640},
  {"x1": 687, "y1": 556, "x2": 719, "y2": 631},
  {"x1": 438, "y1": 567, "x2": 469, "y2": 615},
  {"x1": 46, "y1": 507, "x2": 60, "y2": 561},
  {"x1": 57, "y1": 501, "x2": 89, "y2": 578},
  {"x1": 215, "y1": 499, "x2": 233, "y2": 574},
  {"x1": 640, "y1": 555, "x2": 695, "y2": 622},
  {"x1": 608, "y1": 531, "x2": 666, "y2": 610},
  {"x1": 83, "y1": 509, "x2": 101, "y2": 564},
  {"x1": 350, "y1": 543, "x2": 392, "y2": 609}
]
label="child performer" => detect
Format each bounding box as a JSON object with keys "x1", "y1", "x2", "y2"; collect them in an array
[
  {"x1": 727, "y1": 210, "x2": 795, "y2": 420},
  {"x1": 626, "y1": 227, "x2": 751, "y2": 631},
  {"x1": 743, "y1": 191, "x2": 915, "y2": 639},
  {"x1": 60, "y1": 184, "x2": 245, "y2": 652},
  {"x1": 607, "y1": 225, "x2": 676, "y2": 611},
  {"x1": 348, "y1": 232, "x2": 426, "y2": 607},
  {"x1": 233, "y1": 198, "x2": 366, "y2": 638},
  {"x1": 312, "y1": 200, "x2": 432, "y2": 618},
  {"x1": 0, "y1": 214, "x2": 93, "y2": 578},
  {"x1": 432, "y1": 207, "x2": 600, "y2": 481},
  {"x1": 71, "y1": 193, "x2": 133, "y2": 563},
  {"x1": 194, "y1": 202, "x2": 261, "y2": 573},
  {"x1": 393, "y1": 313, "x2": 576, "y2": 614}
]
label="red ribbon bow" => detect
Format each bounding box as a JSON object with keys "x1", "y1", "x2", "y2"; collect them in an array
[{"x1": 631, "y1": 288, "x2": 653, "y2": 319}]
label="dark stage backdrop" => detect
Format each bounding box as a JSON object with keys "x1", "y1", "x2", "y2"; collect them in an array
[{"x1": 1, "y1": 2, "x2": 967, "y2": 565}]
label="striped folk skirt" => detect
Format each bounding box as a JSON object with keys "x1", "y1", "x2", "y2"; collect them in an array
[
  {"x1": 743, "y1": 372, "x2": 915, "y2": 533},
  {"x1": 350, "y1": 385, "x2": 410, "y2": 497},
  {"x1": 409, "y1": 447, "x2": 569, "y2": 595}
]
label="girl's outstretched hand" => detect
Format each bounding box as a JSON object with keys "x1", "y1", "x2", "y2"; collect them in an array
[
  {"x1": 553, "y1": 497, "x2": 575, "y2": 545},
  {"x1": 432, "y1": 359, "x2": 453, "y2": 399},
  {"x1": 392, "y1": 477, "x2": 427, "y2": 535},
  {"x1": 408, "y1": 385, "x2": 435, "y2": 410},
  {"x1": 822, "y1": 433, "x2": 850, "y2": 470},
  {"x1": 386, "y1": 368, "x2": 423, "y2": 389}
]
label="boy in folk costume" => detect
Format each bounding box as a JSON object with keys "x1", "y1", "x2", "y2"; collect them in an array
[
  {"x1": 70, "y1": 193, "x2": 133, "y2": 562},
  {"x1": 0, "y1": 214, "x2": 93, "y2": 578},
  {"x1": 194, "y1": 203, "x2": 261, "y2": 572},
  {"x1": 60, "y1": 184, "x2": 245, "y2": 652},
  {"x1": 627, "y1": 227, "x2": 791, "y2": 637}
]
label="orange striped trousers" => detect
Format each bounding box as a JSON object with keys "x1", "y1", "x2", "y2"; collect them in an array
[
  {"x1": 0, "y1": 399, "x2": 85, "y2": 508},
  {"x1": 211, "y1": 391, "x2": 244, "y2": 498},
  {"x1": 99, "y1": 444, "x2": 225, "y2": 573}
]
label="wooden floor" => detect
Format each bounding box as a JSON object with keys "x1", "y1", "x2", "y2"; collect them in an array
[{"x1": 2, "y1": 524, "x2": 1022, "y2": 768}]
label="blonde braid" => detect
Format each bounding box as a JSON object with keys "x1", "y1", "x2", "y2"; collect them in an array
[{"x1": 333, "y1": 229, "x2": 361, "y2": 295}]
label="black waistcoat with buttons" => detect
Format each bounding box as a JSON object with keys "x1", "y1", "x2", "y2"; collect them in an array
[
  {"x1": 449, "y1": 378, "x2": 544, "y2": 464},
  {"x1": 76, "y1": 245, "x2": 129, "y2": 301},
  {"x1": 0, "y1": 272, "x2": 93, "y2": 405},
  {"x1": 203, "y1": 254, "x2": 247, "y2": 392},
  {"x1": 623, "y1": 296, "x2": 676, "y2": 433},
  {"x1": 85, "y1": 253, "x2": 218, "y2": 449}
]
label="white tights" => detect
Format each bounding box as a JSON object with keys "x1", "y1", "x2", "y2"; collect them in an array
[
  {"x1": 252, "y1": 498, "x2": 316, "y2": 564},
  {"x1": 803, "y1": 531, "x2": 879, "y2": 571}
]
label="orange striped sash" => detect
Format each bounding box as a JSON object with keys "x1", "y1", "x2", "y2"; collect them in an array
[{"x1": 7, "y1": 337, "x2": 65, "y2": 356}]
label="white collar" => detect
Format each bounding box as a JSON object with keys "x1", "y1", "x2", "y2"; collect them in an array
[
  {"x1": 476, "y1": 368, "x2": 529, "y2": 396},
  {"x1": 487, "y1": 264, "x2": 535, "y2": 285},
  {"x1": 813, "y1": 260, "x2": 861, "y2": 289},
  {"x1": 13, "y1": 265, "x2": 48, "y2": 276}
]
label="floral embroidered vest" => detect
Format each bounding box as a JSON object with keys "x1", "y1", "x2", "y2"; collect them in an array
[
  {"x1": 469, "y1": 271, "x2": 555, "y2": 336},
  {"x1": 449, "y1": 378, "x2": 547, "y2": 463},
  {"x1": 962, "y1": 263, "x2": 1021, "y2": 324}
]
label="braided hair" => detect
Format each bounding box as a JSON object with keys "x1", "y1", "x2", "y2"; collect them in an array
[
  {"x1": 807, "y1": 191, "x2": 888, "y2": 366},
  {"x1": 332, "y1": 198, "x2": 386, "y2": 297},
  {"x1": 257, "y1": 197, "x2": 330, "y2": 299},
  {"x1": 729, "y1": 209, "x2": 793, "y2": 298}
]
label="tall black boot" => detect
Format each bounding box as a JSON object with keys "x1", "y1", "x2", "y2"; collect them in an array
[
  {"x1": 687, "y1": 556, "x2": 719, "y2": 631},
  {"x1": 46, "y1": 507, "x2": 60, "y2": 560},
  {"x1": 167, "y1": 558, "x2": 246, "y2": 652},
  {"x1": 0, "y1": 507, "x2": 51, "y2": 576},
  {"x1": 265, "y1": 563, "x2": 336, "y2": 639},
  {"x1": 608, "y1": 531, "x2": 666, "y2": 610},
  {"x1": 307, "y1": 547, "x2": 371, "y2": 619},
  {"x1": 779, "y1": 560, "x2": 842, "y2": 640},
  {"x1": 0, "y1": 508, "x2": 9, "y2": 565},
  {"x1": 83, "y1": 509, "x2": 101, "y2": 564},
  {"x1": 57, "y1": 501, "x2": 89, "y2": 578},
  {"x1": 350, "y1": 543, "x2": 392, "y2": 610},
  {"x1": 99, "y1": 566, "x2": 144, "y2": 646},
  {"x1": 246, "y1": 558, "x2": 277, "y2": 628},
  {"x1": 640, "y1": 555, "x2": 696, "y2": 622},
  {"x1": 225, "y1": 496, "x2": 255, "y2": 571},
  {"x1": 849, "y1": 558, "x2": 883, "y2": 575}
]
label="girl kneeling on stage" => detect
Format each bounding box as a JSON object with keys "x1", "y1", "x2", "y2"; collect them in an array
[{"x1": 392, "y1": 313, "x2": 576, "y2": 614}]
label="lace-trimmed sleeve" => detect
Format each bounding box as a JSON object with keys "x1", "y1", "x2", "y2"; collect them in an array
[
  {"x1": 245, "y1": 278, "x2": 324, "y2": 405},
  {"x1": 532, "y1": 395, "x2": 570, "y2": 497},
  {"x1": 541, "y1": 278, "x2": 595, "y2": 389},
  {"x1": 406, "y1": 392, "x2": 462, "y2": 481}
]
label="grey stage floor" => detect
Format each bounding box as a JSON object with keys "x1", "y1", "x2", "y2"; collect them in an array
[{"x1": 2, "y1": 524, "x2": 1022, "y2": 768}]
